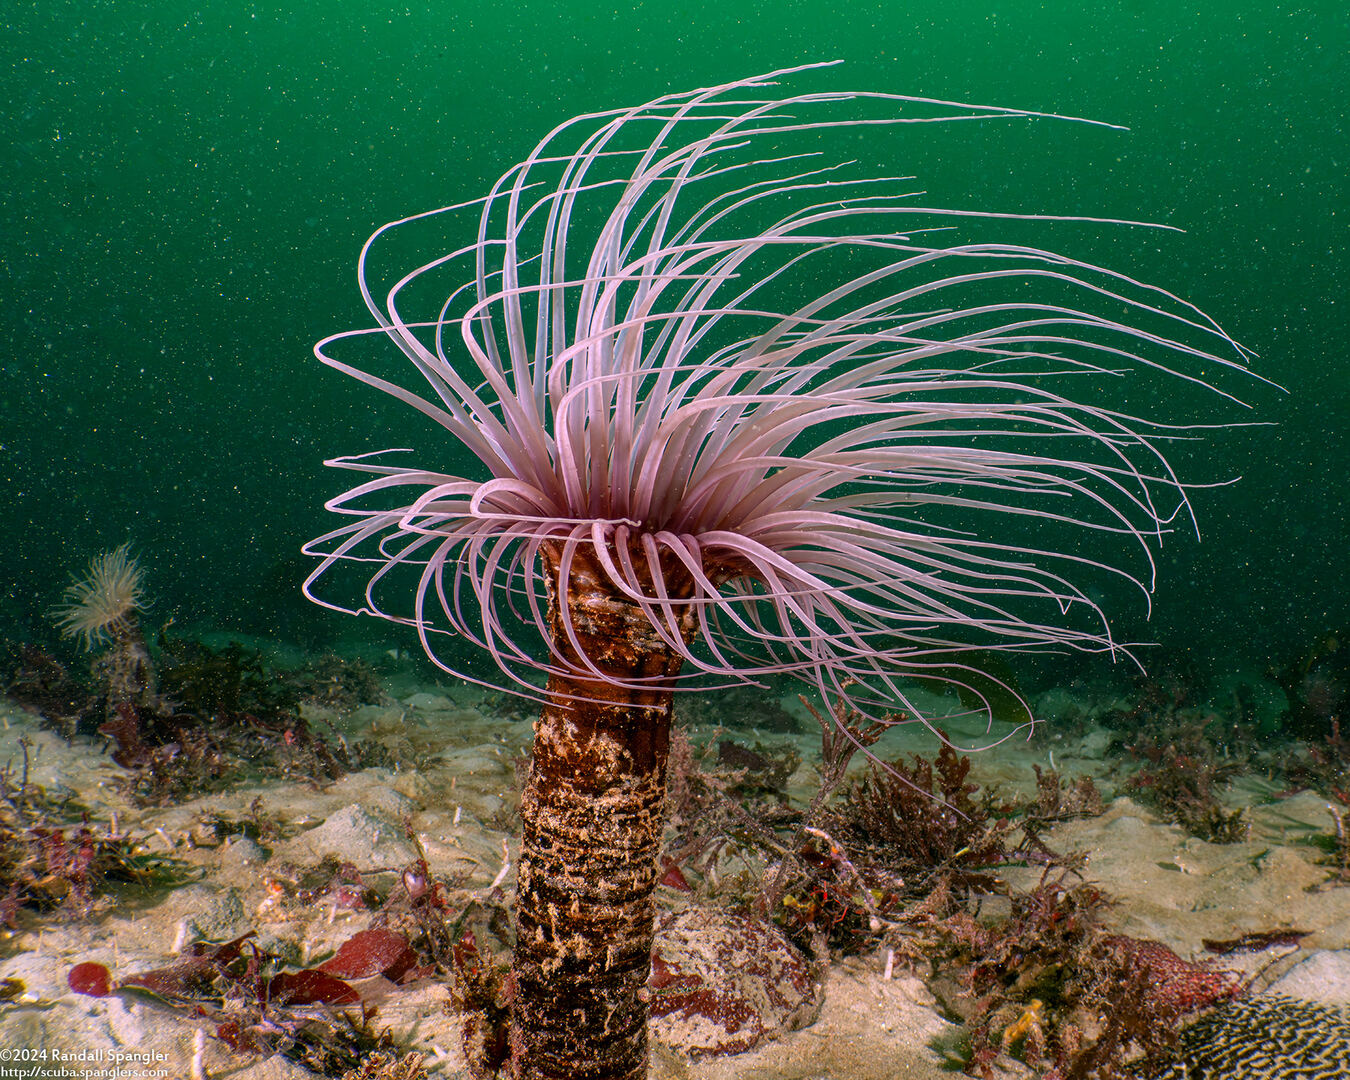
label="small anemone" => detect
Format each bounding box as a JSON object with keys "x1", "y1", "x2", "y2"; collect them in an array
[{"x1": 53, "y1": 543, "x2": 146, "y2": 651}]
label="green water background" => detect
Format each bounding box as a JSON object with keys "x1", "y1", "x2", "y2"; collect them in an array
[{"x1": 1, "y1": 1, "x2": 1344, "y2": 689}]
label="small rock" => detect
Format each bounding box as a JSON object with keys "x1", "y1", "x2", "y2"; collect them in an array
[
  {"x1": 282, "y1": 804, "x2": 419, "y2": 883},
  {"x1": 1267, "y1": 949, "x2": 1350, "y2": 1005},
  {"x1": 187, "y1": 887, "x2": 250, "y2": 943},
  {"x1": 650, "y1": 907, "x2": 821, "y2": 1057},
  {"x1": 391, "y1": 770, "x2": 433, "y2": 802},
  {"x1": 218, "y1": 835, "x2": 268, "y2": 869}
]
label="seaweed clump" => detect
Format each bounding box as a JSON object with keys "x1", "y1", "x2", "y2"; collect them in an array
[
  {"x1": 920, "y1": 872, "x2": 1244, "y2": 1079},
  {"x1": 781, "y1": 700, "x2": 1028, "y2": 956},
  {"x1": 660, "y1": 696, "x2": 1017, "y2": 957},
  {"x1": 66, "y1": 835, "x2": 495, "y2": 1076},
  {"x1": 449, "y1": 926, "x2": 511, "y2": 1078},
  {"x1": 842, "y1": 740, "x2": 1013, "y2": 875},
  {"x1": 658, "y1": 725, "x2": 808, "y2": 908},
  {"x1": 1271, "y1": 629, "x2": 1349, "y2": 741},
  {"x1": 1121, "y1": 726, "x2": 1248, "y2": 843},
  {"x1": 81, "y1": 634, "x2": 391, "y2": 805},
  {"x1": 338, "y1": 1053, "x2": 429, "y2": 1080},
  {"x1": 1098, "y1": 672, "x2": 1251, "y2": 843},
  {"x1": 1, "y1": 643, "x2": 98, "y2": 737},
  {"x1": 1027, "y1": 763, "x2": 1105, "y2": 824},
  {"x1": 286, "y1": 654, "x2": 389, "y2": 712},
  {"x1": 0, "y1": 740, "x2": 186, "y2": 929},
  {"x1": 67, "y1": 931, "x2": 411, "y2": 1076}
]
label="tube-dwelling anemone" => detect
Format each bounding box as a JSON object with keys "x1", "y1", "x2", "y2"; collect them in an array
[
  {"x1": 54, "y1": 543, "x2": 146, "y2": 652},
  {"x1": 53, "y1": 542, "x2": 156, "y2": 716},
  {"x1": 305, "y1": 64, "x2": 1254, "y2": 1080}
]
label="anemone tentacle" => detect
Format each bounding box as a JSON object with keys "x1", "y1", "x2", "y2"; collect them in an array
[
  {"x1": 304, "y1": 61, "x2": 1256, "y2": 735},
  {"x1": 54, "y1": 543, "x2": 147, "y2": 652}
]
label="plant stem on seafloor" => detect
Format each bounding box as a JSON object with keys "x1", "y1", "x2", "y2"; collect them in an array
[{"x1": 509, "y1": 544, "x2": 694, "y2": 1080}]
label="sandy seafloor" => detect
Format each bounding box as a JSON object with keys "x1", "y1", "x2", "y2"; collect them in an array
[{"x1": 2, "y1": 661, "x2": 1350, "y2": 1080}]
